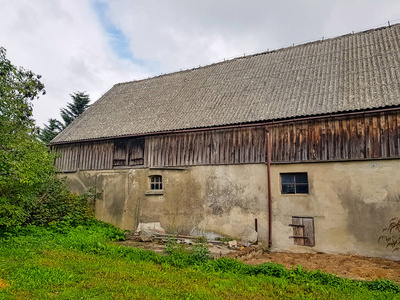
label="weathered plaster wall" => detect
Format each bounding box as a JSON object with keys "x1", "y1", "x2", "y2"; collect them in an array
[
  {"x1": 192, "y1": 165, "x2": 268, "y2": 240},
  {"x1": 62, "y1": 165, "x2": 268, "y2": 240},
  {"x1": 270, "y1": 160, "x2": 400, "y2": 259},
  {"x1": 62, "y1": 159, "x2": 400, "y2": 259}
]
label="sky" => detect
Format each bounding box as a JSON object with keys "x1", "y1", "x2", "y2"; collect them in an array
[{"x1": 1, "y1": 0, "x2": 399, "y2": 127}]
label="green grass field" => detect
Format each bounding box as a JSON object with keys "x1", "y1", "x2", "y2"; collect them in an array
[{"x1": 0, "y1": 222, "x2": 399, "y2": 299}]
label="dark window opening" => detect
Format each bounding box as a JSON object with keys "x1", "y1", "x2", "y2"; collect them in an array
[
  {"x1": 281, "y1": 173, "x2": 308, "y2": 194},
  {"x1": 290, "y1": 217, "x2": 315, "y2": 246},
  {"x1": 150, "y1": 175, "x2": 162, "y2": 190}
]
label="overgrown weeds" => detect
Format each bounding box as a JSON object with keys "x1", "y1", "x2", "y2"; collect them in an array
[{"x1": 164, "y1": 235, "x2": 211, "y2": 266}]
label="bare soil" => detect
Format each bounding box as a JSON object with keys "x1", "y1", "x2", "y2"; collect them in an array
[
  {"x1": 117, "y1": 240, "x2": 400, "y2": 283},
  {"x1": 242, "y1": 251, "x2": 400, "y2": 283}
]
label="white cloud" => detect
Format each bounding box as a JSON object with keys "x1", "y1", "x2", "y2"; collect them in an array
[
  {"x1": 323, "y1": 0, "x2": 400, "y2": 37},
  {"x1": 0, "y1": 0, "x2": 399, "y2": 127},
  {"x1": 105, "y1": 0, "x2": 389, "y2": 72},
  {"x1": 0, "y1": 0, "x2": 149, "y2": 126}
]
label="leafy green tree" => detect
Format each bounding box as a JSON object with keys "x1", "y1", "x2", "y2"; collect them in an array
[
  {"x1": 0, "y1": 47, "x2": 93, "y2": 227},
  {"x1": 0, "y1": 47, "x2": 51, "y2": 226},
  {"x1": 40, "y1": 92, "x2": 90, "y2": 143}
]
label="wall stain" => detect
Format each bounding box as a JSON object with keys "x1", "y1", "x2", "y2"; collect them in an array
[
  {"x1": 336, "y1": 183, "x2": 400, "y2": 245},
  {"x1": 206, "y1": 174, "x2": 258, "y2": 215}
]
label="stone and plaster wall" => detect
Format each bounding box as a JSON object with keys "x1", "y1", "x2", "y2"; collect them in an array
[
  {"x1": 270, "y1": 160, "x2": 400, "y2": 259},
  {"x1": 62, "y1": 159, "x2": 400, "y2": 259}
]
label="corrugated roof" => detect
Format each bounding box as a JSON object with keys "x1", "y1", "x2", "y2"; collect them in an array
[{"x1": 52, "y1": 24, "x2": 400, "y2": 143}]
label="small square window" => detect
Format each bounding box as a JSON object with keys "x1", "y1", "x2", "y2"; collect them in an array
[
  {"x1": 150, "y1": 175, "x2": 162, "y2": 190},
  {"x1": 281, "y1": 173, "x2": 309, "y2": 194}
]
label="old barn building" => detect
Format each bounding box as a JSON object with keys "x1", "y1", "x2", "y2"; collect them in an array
[{"x1": 51, "y1": 24, "x2": 400, "y2": 258}]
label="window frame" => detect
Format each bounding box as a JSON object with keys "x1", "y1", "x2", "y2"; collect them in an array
[
  {"x1": 280, "y1": 172, "x2": 309, "y2": 194},
  {"x1": 145, "y1": 175, "x2": 164, "y2": 195},
  {"x1": 150, "y1": 175, "x2": 163, "y2": 191}
]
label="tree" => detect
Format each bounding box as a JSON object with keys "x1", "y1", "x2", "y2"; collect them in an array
[
  {"x1": 0, "y1": 47, "x2": 93, "y2": 227},
  {"x1": 39, "y1": 118, "x2": 64, "y2": 144},
  {"x1": 40, "y1": 92, "x2": 90, "y2": 143},
  {"x1": 0, "y1": 49, "x2": 45, "y2": 134},
  {"x1": 0, "y1": 47, "x2": 51, "y2": 226},
  {"x1": 60, "y1": 92, "x2": 90, "y2": 127}
]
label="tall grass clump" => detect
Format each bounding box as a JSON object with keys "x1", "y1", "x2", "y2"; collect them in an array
[{"x1": 163, "y1": 236, "x2": 211, "y2": 267}]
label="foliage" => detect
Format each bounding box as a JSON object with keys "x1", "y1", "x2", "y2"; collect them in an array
[
  {"x1": 0, "y1": 48, "x2": 45, "y2": 132},
  {"x1": 164, "y1": 236, "x2": 186, "y2": 256},
  {"x1": 164, "y1": 236, "x2": 211, "y2": 265},
  {"x1": 0, "y1": 47, "x2": 53, "y2": 227},
  {"x1": 379, "y1": 217, "x2": 400, "y2": 252},
  {"x1": 38, "y1": 118, "x2": 63, "y2": 144},
  {"x1": 0, "y1": 169, "x2": 96, "y2": 227},
  {"x1": 29, "y1": 181, "x2": 98, "y2": 227},
  {"x1": 40, "y1": 91, "x2": 90, "y2": 143},
  {"x1": 215, "y1": 236, "x2": 233, "y2": 242},
  {"x1": 60, "y1": 91, "x2": 90, "y2": 127},
  {"x1": 0, "y1": 47, "x2": 94, "y2": 227},
  {"x1": 191, "y1": 236, "x2": 211, "y2": 263},
  {"x1": 0, "y1": 224, "x2": 399, "y2": 299}
]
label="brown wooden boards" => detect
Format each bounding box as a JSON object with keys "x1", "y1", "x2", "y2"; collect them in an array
[{"x1": 53, "y1": 110, "x2": 400, "y2": 171}]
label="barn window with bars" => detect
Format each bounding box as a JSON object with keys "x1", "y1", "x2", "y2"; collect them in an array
[{"x1": 150, "y1": 175, "x2": 163, "y2": 190}]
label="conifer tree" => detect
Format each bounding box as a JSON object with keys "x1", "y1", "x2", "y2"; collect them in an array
[
  {"x1": 60, "y1": 92, "x2": 90, "y2": 127},
  {"x1": 40, "y1": 92, "x2": 90, "y2": 143}
]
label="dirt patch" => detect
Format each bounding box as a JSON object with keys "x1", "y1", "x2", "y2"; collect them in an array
[
  {"x1": 242, "y1": 252, "x2": 400, "y2": 283},
  {"x1": 116, "y1": 239, "x2": 400, "y2": 283},
  {"x1": 114, "y1": 240, "x2": 237, "y2": 257},
  {"x1": 0, "y1": 278, "x2": 10, "y2": 290}
]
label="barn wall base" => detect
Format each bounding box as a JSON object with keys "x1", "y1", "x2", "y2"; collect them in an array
[{"x1": 61, "y1": 159, "x2": 400, "y2": 259}]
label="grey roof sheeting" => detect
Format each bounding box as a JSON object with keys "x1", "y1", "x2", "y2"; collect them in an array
[{"x1": 52, "y1": 24, "x2": 400, "y2": 143}]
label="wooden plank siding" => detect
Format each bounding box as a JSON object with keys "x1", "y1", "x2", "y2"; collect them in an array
[
  {"x1": 53, "y1": 143, "x2": 80, "y2": 172},
  {"x1": 145, "y1": 126, "x2": 266, "y2": 167},
  {"x1": 52, "y1": 110, "x2": 400, "y2": 172},
  {"x1": 53, "y1": 141, "x2": 113, "y2": 172},
  {"x1": 269, "y1": 111, "x2": 400, "y2": 162}
]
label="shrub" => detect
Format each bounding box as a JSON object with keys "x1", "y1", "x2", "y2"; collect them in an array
[
  {"x1": 191, "y1": 237, "x2": 211, "y2": 263},
  {"x1": 164, "y1": 236, "x2": 211, "y2": 266},
  {"x1": 164, "y1": 236, "x2": 188, "y2": 256}
]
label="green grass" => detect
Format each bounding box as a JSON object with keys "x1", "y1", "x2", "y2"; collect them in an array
[{"x1": 0, "y1": 222, "x2": 399, "y2": 299}]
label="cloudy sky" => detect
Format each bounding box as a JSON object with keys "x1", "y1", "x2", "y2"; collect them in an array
[{"x1": 1, "y1": 0, "x2": 399, "y2": 127}]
